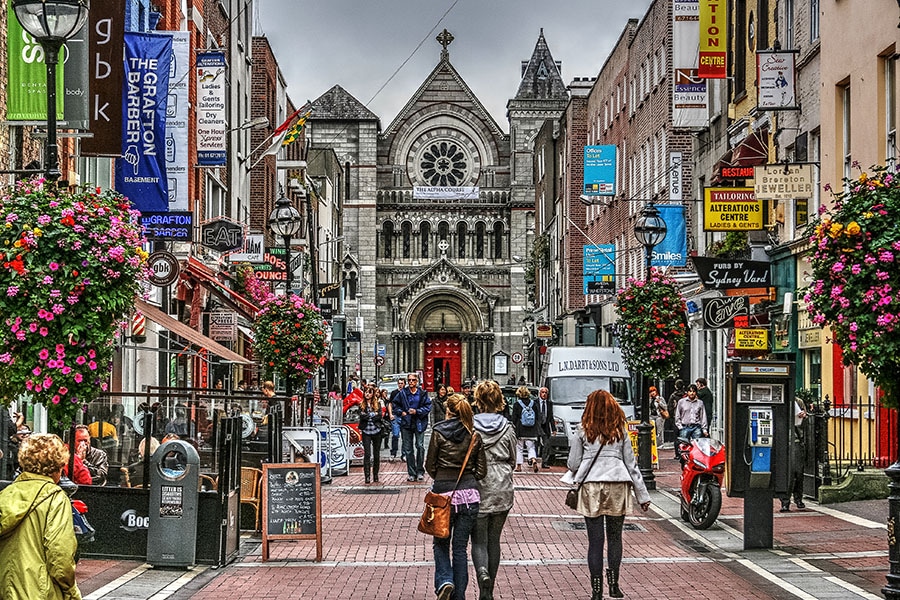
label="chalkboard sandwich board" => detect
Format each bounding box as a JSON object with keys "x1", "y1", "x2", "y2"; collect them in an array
[{"x1": 261, "y1": 463, "x2": 322, "y2": 561}]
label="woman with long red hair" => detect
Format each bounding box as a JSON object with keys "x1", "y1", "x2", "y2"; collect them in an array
[{"x1": 566, "y1": 390, "x2": 651, "y2": 600}]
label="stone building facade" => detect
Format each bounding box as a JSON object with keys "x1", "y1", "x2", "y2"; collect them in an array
[{"x1": 304, "y1": 30, "x2": 567, "y2": 390}]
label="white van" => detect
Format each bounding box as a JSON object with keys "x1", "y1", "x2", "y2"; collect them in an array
[{"x1": 540, "y1": 346, "x2": 634, "y2": 461}]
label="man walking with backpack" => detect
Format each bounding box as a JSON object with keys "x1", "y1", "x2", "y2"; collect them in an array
[
  {"x1": 512, "y1": 386, "x2": 540, "y2": 472},
  {"x1": 392, "y1": 372, "x2": 431, "y2": 481}
]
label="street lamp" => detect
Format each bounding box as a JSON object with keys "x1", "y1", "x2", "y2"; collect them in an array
[
  {"x1": 633, "y1": 203, "x2": 667, "y2": 490},
  {"x1": 13, "y1": 0, "x2": 90, "y2": 182},
  {"x1": 268, "y1": 191, "x2": 303, "y2": 406}
]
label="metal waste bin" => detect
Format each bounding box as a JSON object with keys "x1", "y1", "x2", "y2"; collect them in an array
[{"x1": 147, "y1": 439, "x2": 200, "y2": 567}]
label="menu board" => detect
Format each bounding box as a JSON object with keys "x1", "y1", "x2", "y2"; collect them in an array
[{"x1": 261, "y1": 463, "x2": 322, "y2": 561}]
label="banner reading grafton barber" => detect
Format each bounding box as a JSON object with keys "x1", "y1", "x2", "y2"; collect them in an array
[
  {"x1": 197, "y1": 51, "x2": 227, "y2": 166},
  {"x1": 115, "y1": 32, "x2": 172, "y2": 213}
]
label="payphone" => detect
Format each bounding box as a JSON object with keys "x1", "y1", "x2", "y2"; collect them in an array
[{"x1": 725, "y1": 360, "x2": 794, "y2": 550}]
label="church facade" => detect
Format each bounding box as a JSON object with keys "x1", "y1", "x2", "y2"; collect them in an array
[{"x1": 306, "y1": 30, "x2": 568, "y2": 391}]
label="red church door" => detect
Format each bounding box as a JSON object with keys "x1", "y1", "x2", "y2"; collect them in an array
[{"x1": 424, "y1": 334, "x2": 462, "y2": 393}]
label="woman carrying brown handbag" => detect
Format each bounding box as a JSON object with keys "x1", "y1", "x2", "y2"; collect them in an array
[
  {"x1": 566, "y1": 390, "x2": 651, "y2": 600},
  {"x1": 425, "y1": 393, "x2": 488, "y2": 600}
]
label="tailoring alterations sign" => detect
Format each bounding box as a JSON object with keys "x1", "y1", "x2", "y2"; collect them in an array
[{"x1": 703, "y1": 187, "x2": 762, "y2": 231}]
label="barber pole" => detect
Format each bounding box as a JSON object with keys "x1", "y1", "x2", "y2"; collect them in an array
[{"x1": 132, "y1": 311, "x2": 147, "y2": 343}]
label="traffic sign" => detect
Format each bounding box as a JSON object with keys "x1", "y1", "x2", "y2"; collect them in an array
[
  {"x1": 374, "y1": 356, "x2": 385, "y2": 367},
  {"x1": 511, "y1": 352, "x2": 524, "y2": 364}
]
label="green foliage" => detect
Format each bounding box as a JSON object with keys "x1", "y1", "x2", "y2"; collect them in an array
[
  {"x1": 708, "y1": 231, "x2": 749, "y2": 258},
  {"x1": 0, "y1": 180, "x2": 148, "y2": 426},
  {"x1": 804, "y1": 165, "x2": 900, "y2": 408},
  {"x1": 614, "y1": 269, "x2": 687, "y2": 380}
]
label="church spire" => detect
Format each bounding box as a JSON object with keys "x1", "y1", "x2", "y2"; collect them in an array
[
  {"x1": 514, "y1": 29, "x2": 568, "y2": 101},
  {"x1": 436, "y1": 28, "x2": 454, "y2": 61}
]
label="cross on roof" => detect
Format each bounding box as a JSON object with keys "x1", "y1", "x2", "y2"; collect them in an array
[{"x1": 436, "y1": 29, "x2": 454, "y2": 58}]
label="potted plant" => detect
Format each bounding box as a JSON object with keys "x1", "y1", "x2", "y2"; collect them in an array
[
  {"x1": 614, "y1": 268, "x2": 687, "y2": 380},
  {"x1": 253, "y1": 293, "x2": 327, "y2": 391},
  {"x1": 0, "y1": 180, "x2": 148, "y2": 427}
]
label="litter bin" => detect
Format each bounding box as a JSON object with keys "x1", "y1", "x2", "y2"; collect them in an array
[{"x1": 147, "y1": 439, "x2": 200, "y2": 567}]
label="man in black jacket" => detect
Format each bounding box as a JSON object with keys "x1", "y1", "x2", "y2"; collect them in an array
[
  {"x1": 696, "y1": 377, "x2": 715, "y2": 429},
  {"x1": 536, "y1": 387, "x2": 556, "y2": 468}
]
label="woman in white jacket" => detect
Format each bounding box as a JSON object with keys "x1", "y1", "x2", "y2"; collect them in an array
[{"x1": 567, "y1": 389, "x2": 651, "y2": 600}]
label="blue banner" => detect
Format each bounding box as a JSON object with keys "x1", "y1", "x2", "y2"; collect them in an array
[
  {"x1": 584, "y1": 244, "x2": 616, "y2": 295},
  {"x1": 652, "y1": 205, "x2": 687, "y2": 267},
  {"x1": 116, "y1": 32, "x2": 172, "y2": 213},
  {"x1": 583, "y1": 145, "x2": 617, "y2": 196}
]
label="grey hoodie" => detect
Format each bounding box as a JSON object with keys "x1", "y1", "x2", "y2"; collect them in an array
[{"x1": 473, "y1": 413, "x2": 517, "y2": 514}]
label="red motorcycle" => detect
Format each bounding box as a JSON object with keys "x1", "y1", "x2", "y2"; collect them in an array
[{"x1": 677, "y1": 436, "x2": 726, "y2": 530}]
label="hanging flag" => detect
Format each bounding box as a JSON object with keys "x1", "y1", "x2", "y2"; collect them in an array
[
  {"x1": 281, "y1": 109, "x2": 313, "y2": 148},
  {"x1": 259, "y1": 106, "x2": 307, "y2": 157}
]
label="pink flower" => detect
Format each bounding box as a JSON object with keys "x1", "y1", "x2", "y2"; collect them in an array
[
  {"x1": 39, "y1": 327, "x2": 48, "y2": 337},
  {"x1": 58, "y1": 386, "x2": 68, "y2": 395},
  {"x1": 74, "y1": 373, "x2": 83, "y2": 383},
  {"x1": 75, "y1": 356, "x2": 86, "y2": 365},
  {"x1": 88, "y1": 361, "x2": 97, "y2": 371},
  {"x1": 49, "y1": 262, "x2": 59, "y2": 271},
  {"x1": 39, "y1": 348, "x2": 49, "y2": 360}
]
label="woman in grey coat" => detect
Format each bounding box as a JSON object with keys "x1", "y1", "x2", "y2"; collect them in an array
[
  {"x1": 567, "y1": 389, "x2": 651, "y2": 600},
  {"x1": 471, "y1": 380, "x2": 517, "y2": 600}
]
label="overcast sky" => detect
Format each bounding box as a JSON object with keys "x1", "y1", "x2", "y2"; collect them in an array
[{"x1": 255, "y1": 0, "x2": 653, "y2": 129}]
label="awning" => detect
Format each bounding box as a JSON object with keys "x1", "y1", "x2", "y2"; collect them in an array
[
  {"x1": 237, "y1": 325, "x2": 255, "y2": 341},
  {"x1": 135, "y1": 298, "x2": 253, "y2": 365},
  {"x1": 731, "y1": 130, "x2": 769, "y2": 167},
  {"x1": 183, "y1": 256, "x2": 259, "y2": 320}
]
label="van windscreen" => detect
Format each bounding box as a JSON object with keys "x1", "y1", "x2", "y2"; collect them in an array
[{"x1": 550, "y1": 377, "x2": 632, "y2": 406}]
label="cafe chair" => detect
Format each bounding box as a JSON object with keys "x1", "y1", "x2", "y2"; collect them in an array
[
  {"x1": 199, "y1": 473, "x2": 218, "y2": 492},
  {"x1": 240, "y1": 467, "x2": 263, "y2": 532}
]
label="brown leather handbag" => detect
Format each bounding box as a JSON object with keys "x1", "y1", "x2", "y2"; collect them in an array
[{"x1": 417, "y1": 432, "x2": 477, "y2": 538}]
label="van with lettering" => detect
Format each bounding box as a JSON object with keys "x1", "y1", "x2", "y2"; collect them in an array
[{"x1": 540, "y1": 346, "x2": 634, "y2": 461}]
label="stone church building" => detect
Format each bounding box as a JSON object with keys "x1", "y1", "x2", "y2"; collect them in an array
[{"x1": 305, "y1": 30, "x2": 567, "y2": 391}]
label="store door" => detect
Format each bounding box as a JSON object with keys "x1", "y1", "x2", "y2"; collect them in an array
[{"x1": 424, "y1": 334, "x2": 461, "y2": 392}]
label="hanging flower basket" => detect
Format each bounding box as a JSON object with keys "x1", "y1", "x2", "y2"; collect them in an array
[
  {"x1": 804, "y1": 164, "x2": 900, "y2": 408},
  {"x1": 253, "y1": 293, "x2": 327, "y2": 390},
  {"x1": 614, "y1": 268, "x2": 687, "y2": 380},
  {"x1": 0, "y1": 180, "x2": 148, "y2": 426}
]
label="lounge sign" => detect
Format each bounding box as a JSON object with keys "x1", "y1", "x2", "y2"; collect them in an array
[
  {"x1": 701, "y1": 296, "x2": 749, "y2": 328},
  {"x1": 692, "y1": 257, "x2": 771, "y2": 290}
]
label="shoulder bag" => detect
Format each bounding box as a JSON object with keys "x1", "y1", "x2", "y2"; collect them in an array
[
  {"x1": 565, "y1": 440, "x2": 605, "y2": 510},
  {"x1": 417, "y1": 431, "x2": 477, "y2": 538}
]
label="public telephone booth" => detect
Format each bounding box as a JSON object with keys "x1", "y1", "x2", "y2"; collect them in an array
[{"x1": 725, "y1": 360, "x2": 795, "y2": 549}]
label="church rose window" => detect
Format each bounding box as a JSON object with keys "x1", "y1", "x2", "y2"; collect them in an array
[{"x1": 419, "y1": 141, "x2": 469, "y2": 186}]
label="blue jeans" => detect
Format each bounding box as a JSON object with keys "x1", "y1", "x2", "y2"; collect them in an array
[
  {"x1": 680, "y1": 424, "x2": 702, "y2": 440},
  {"x1": 391, "y1": 418, "x2": 401, "y2": 456},
  {"x1": 401, "y1": 427, "x2": 425, "y2": 478},
  {"x1": 434, "y1": 502, "x2": 479, "y2": 599}
]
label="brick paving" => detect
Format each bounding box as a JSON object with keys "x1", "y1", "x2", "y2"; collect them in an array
[{"x1": 75, "y1": 454, "x2": 890, "y2": 599}]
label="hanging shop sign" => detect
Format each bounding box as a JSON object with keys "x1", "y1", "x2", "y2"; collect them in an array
[
  {"x1": 757, "y1": 50, "x2": 798, "y2": 110},
  {"x1": 583, "y1": 244, "x2": 616, "y2": 295},
  {"x1": 691, "y1": 257, "x2": 771, "y2": 290},
  {"x1": 703, "y1": 187, "x2": 762, "y2": 231},
  {"x1": 754, "y1": 164, "x2": 813, "y2": 201},
  {"x1": 141, "y1": 211, "x2": 193, "y2": 241},
  {"x1": 196, "y1": 51, "x2": 227, "y2": 166},
  {"x1": 698, "y1": 0, "x2": 727, "y2": 79},
  {"x1": 200, "y1": 218, "x2": 244, "y2": 252},
  {"x1": 734, "y1": 328, "x2": 769, "y2": 351},
  {"x1": 701, "y1": 296, "x2": 749, "y2": 329},
  {"x1": 208, "y1": 311, "x2": 237, "y2": 342},
  {"x1": 147, "y1": 251, "x2": 180, "y2": 287},
  {"x1": 672, "y1": 0, "x2": 709, "y2": 129}
]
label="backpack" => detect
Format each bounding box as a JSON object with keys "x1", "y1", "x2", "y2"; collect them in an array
[{"x1": 517, "y1": 398, "x2": 536, "y2": 427}]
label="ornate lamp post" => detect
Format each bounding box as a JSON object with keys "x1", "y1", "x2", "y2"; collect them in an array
[
  {"x1": 632, "y1": 203, "x2": 667, "y2": 489},
  {"x1": 268, "y1": 191, "x2": 303, "y2": 399},
  {"x1": 13, "y1": 0, "x2": 89, "y2": 182}
]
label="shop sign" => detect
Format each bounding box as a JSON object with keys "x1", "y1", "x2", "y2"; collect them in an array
[
  {"x1": 701, "y1": 296, "x2": 748, "y2": 328},
  {"x1": 208, "y1": 311, "x2": 237, "y2": 342},
  {"x1": 754, "y1": 164, "x2": 813, "y2": 201},
  {"x1": 691, "y1": 257, "x2": 771, "y2": 290},
  {"x1": 201, "y1": 218, "x2": 244, "y2": 252},
  {"x1": 735, "y1": 328, "x2": 768, "y2": 351},
  {"x1": 798, "y1": 328, "x2": 821, "y2": 349},
  {"x1": 703, "y1": 187, "x2": 763, "y2": 231}
]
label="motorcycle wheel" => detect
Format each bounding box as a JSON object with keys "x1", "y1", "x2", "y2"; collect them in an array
[
  {"x1": 689, "y1": 483, "x2": 721, "y2": 530},
  {"x1": 680, "y1": 501, "x2": 690, "y2": 522}
]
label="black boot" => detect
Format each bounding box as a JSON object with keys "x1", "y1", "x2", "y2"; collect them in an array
[
  {"x1": 477, "y1": 567, "x2": 493, "y2": 600},
  {"x1": 591, "y1": 576, "x2": 604, "y2": 600},
  {"x1": 364, "y1": 467, "x2": 370, "y2": 484},
  {"x1": 606, "y1": 569, "x2": 623, "y2": 598}
]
